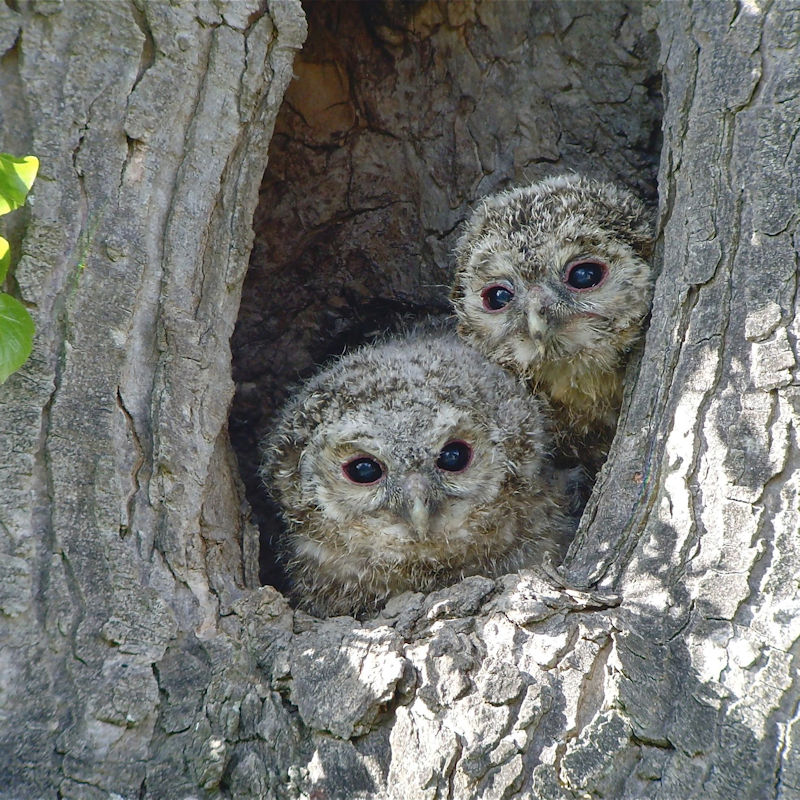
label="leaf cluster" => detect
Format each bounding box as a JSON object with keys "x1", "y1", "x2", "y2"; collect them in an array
[{"x1": 0, "y1": 153, "x2": 37, "y2": 384}]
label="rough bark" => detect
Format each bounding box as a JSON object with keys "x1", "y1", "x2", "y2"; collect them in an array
[
  {"x1": 1, "y1": 1, "x2": 798, "y2": 800},
  {"x1": 0, "y1": 1, "x2": 306, "y2": 797},
  {"x1": 564, "y1": 2, "x2": 800, "y2": 796}
]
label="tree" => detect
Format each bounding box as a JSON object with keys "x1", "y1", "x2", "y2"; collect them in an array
[{"x1": 0, "y1": 1, "x2": 797, "y2": 799}]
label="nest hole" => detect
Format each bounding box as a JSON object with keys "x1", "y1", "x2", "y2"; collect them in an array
[{"x1": 229, "y1": 0, "x2": 663, "y2": 589}]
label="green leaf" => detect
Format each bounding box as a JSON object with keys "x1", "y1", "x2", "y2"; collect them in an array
[
  {"x1": 0, "y1": 293, "x2": 35, "y2": 384},
  {"x1": 0, "y1": 154, "x2": 39, "y2": 216},
  {"x1": 0, "y1": 237, "x2": 8, "y2": 284}
]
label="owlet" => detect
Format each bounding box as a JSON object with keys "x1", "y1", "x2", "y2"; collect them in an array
[
  {"x1": 451, "y1": 174, "x2": 654, "y2": 471},
  {"x1": 261, "y1": 324, "x2": 574, "y2": 618}
]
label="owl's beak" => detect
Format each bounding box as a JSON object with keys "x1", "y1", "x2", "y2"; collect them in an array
[
  {"x1": 408, "y1": 495, "x2": 430, "y2": 535},
  {"x1": 527, "y1": 288, "x2": 556, "y2": 346},
  {"x1": 527, "y1": 307, "x2": 548, "y2": 341},
  {"x1": 398, "y1": 473, "x2": 438, "y2": 536}
]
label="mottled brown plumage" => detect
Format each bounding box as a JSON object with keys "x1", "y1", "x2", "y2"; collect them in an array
[
  {"x1": 451, "y1": 175, "x2": 654, "y2": 471},
  {"x1": 261, "y1": 325, "x2": 573, "y2": 618}
]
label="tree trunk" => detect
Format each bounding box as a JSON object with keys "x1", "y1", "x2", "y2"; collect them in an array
[
  {"x1": 564, "y1": 2, "x2": 800, "y2": 796},
  {"x1": 1, "y1": 1, "x2": 798, "y2": 799},
  {"x1": 0, "y1": 1, "x2": 306, "y2": 796}
]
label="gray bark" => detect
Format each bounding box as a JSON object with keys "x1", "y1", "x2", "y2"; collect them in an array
[
  {"x1": 1, "y1": 1, "x2": 798, "y2": 800},
  {"x1": 565, "y1": 2, "x2": 800, "y2": 796},
  {"x1": 0, "y1": 1, "x2": 306, "y2": 796}
]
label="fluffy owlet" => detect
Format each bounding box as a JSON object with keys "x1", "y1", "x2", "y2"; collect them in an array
[
  {"x1": 451, "y1": 175, "x2": 654, "y2": 471},
  {"x1": 261, "y1": 324, "x2": 574, "y2": 618}
]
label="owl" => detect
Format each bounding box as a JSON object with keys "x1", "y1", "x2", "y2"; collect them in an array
[
  {"x1": 261, "y1": 324, "x2": 574, "y2": 618},
  {"x1": 451, "y1": 174, "x2": 654, "y2": 471}
]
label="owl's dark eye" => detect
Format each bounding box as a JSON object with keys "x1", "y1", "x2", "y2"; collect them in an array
[
  {"x1": 481, "y1": 283, "x2": 515, "y2": 311},
  {"x1": 342, "y1": 456, "x2": 384, "y2": 484},
  {"x1": 436, "y1": 440, "x2": 473, "y2": 473},
  {"x1": 565, "y1": 260, "x2": 606, "y2": 290}
]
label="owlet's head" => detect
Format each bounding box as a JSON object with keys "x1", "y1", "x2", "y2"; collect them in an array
[
  {"x1": 261, "y1": 325, "x2": 572, "y2": 616},
  {"x1": 451, "y1": 175, "x2": 654, "y2": 385},
  {"x1": 262, "y1": 326, "x2": 556, "y2": 549}
]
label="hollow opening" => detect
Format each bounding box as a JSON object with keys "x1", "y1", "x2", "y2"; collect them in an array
[{"x1": 230, "y1": 0, "x2": 663, "y2": 589}]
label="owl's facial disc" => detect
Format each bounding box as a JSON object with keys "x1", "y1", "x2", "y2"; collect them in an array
[{"x1": 472, "y1": 254, "x2": 613, "y2": 367}]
